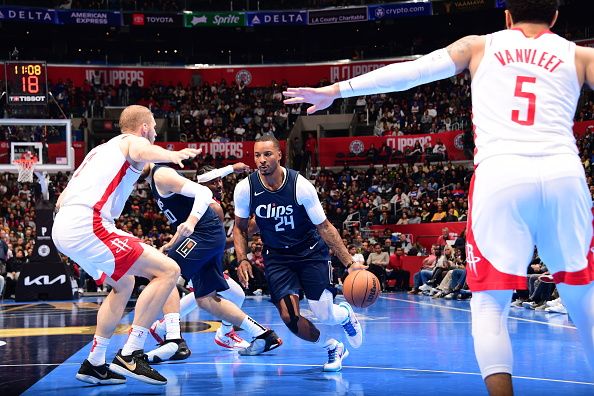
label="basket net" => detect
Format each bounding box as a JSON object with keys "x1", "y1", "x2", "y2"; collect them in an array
[{"x1": 13, "y1": 156, "x2": 38, "y2": 183}]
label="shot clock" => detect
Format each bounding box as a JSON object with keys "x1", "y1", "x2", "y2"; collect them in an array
[{"x1": 4, "y1": 61, "x2": 48, "y2": 105}]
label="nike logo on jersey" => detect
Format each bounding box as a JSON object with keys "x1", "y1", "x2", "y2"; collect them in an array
[
  {"x1": 116, "y1": 355, "x2": 136, "y2": 372},
  {"x1": 309, "y1": 242, "x2": 319, "y2": 250},
  {"x1": 254, "y1": 191, "x2": 265, "y2": 196}
]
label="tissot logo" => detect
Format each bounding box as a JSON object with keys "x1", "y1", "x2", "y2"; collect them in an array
[{"x1": 24, "y1": 275, "x2": 66, "y2": 286}]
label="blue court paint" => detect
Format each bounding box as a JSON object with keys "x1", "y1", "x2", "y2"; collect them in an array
[{"x1": 18, "y1": 294, "x2": 594, "y2": 395}]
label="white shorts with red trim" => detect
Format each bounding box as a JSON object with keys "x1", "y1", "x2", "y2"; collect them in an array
[
  {"x1": 52, "y1": 205, "x2": 144, "y2": 282},
  {"x1": 466, "y1": 154, "x2": 593, "y2": 292}
]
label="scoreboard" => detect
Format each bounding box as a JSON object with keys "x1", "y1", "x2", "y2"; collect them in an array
[{"x1": 4, "y1": 61, "x2": 48, "y2": 105}]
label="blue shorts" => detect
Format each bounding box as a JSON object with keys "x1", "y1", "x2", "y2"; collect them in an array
[
  {"x1": 263, "y1": 243, "x2": 332, "y2": 303},
  {"x1": 167, "y1": 230, "x2": 228, "y2": 298}
]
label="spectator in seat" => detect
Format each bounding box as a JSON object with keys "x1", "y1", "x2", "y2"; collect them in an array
[
  {"x1": 304, "y1": 132, "x2": 317, "y2": 168},
  {"x1": 5, "y1": 248, "x2": 26, "y2": 299},
  {"x1": 386, "y1": 247, "x2": 410, "y2": 291},
  {"x1": 432, "y1": 141, "x2": 447, "y2": 161},
  {"x1": 430, "y1": 202, "x2": 447, "y2": 222},
  {"x1": 409, "y1": 245, "x2": 438, "y2": 294},
  {"x1": 366, "y1": 243, "x2": 389, "y2": 290},
  {"x1": 443, "y1": 208, "x2": 459, "y2": 222},
  {"x1": 436, "y1": 227, "x2": 453, "y2": 247},
  {"x1": 247, "y1": 242, "x2": 267, "y2": 296}
]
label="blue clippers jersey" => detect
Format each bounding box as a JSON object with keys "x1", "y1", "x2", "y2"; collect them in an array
[
  {"x1": 248, "y1": 168, "x2": 322, "y2": 250},
  {"x1": 150, "y1": 165, "x2": 224, "y2": 241}
]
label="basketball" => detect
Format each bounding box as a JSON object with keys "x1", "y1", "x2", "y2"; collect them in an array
[{"x1": 343, "y1": 270, "x2": 380, "y2": 308}]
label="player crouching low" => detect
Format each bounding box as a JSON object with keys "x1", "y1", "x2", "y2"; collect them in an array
[{"x1": 142, "y1": 162, "x2": 282, "y2": 363}]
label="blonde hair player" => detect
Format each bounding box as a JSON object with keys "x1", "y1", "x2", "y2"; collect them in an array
[
  {"x1": 53, "y1": 105, "x2": 201, "y2": 385},
  {"x1": 283, "y1": 1, "x2": 594, "y2": 394}
]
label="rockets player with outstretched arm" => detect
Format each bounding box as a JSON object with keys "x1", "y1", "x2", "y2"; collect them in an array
[
  {"x1": 52, "y1": 105, "x2": 201, "y2": 385},
  {"x1": 144, "y1": 161, "x2": 282, "y2": 362},
  {"x1": 233, "y1": 135, "x2": 367, "y2": 372},
  {"x1": 283, "y1": 1, "x2": 594, "y2": 394}
]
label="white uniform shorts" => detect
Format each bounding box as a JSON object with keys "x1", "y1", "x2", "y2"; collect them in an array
[
  {"x1": 52, "y1": 205, "x2": 144, "y2": 283},
  {"x1": 466, "y1": 154, "x2": 593, "y2": 291}
]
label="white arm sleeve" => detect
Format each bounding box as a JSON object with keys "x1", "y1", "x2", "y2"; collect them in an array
[
  {"x1": 233, "y1": 178, "x2": 251, "y2": 218},
  {"x1": 338, "y1": 48, "x2": 456, "y2": 98},
  {"x1": 296, "y1": 175, "x2": 326, "y2": 225},
  {"x1": 196, "y1": 165, "x2": 233, "y2": 183},
  {"x1": 180, "y1": 181, "x2": 214, "y2": 221}
]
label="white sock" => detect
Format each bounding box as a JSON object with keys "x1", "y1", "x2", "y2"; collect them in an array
[
  {"x1": 164, "y1": 312, "x2": 181, "y2": 340},
  {"x1": 121, "y1": 325, "x2": 149, "y2": 356},
  {"x1": 220, "y1": 321, "x2": 234, "y2": 334},
  {"x1": 334, "y1": 304, "x2": 349, "y2": 324},
  {"x1": 180, "y1": 293, "x2": 199, "y2": 318},
  {"x1": 87, "y1": 335, "x2": 110, "y2": 366},
  {"x1": 240, "y1": 315, "x2": 267, "y2": 339}
]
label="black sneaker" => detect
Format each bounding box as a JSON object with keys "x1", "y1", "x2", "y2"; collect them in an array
[
  {"x1": 146, "y1": 338, "x2": 191, "y2": 363},
  {"x1": 238, "y1": 330, "x2": 283, "y2": 356},
  {"x1": 75, "y1": 359, "x2": 126, "y2": 385},
  {"x1": 109, "y1": 349, "x2": 167, "y2": 385}
]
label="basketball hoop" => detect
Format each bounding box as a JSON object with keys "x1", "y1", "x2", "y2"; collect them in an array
[{"x1": 13, "y1": 156, "x2": 38, "y2": 183}]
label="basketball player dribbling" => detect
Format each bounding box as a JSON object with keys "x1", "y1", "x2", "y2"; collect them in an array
[
  {"x1": 283, "y1": 1, "x2": 594, "y2": 394},
  {"x1": 142, "y1": 162, "x2": 281, "y2": 362},
  {"x1": 233, "y1": 135, "x2": 367, "y2": 372},
  {"x1": 52, "y1": 105, "x2": 201, "y2": 385}
]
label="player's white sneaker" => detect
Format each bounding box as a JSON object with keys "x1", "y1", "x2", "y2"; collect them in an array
[
  {"x1": 149, "y1": 318, "x2": 166, "y2": 344},
  {"x1": 339, "y1": 301, "x2": 363, "y2": 349},
  {"x1": 323, "y1": 339, "x2": 349, "y2": 372},
  {"x1": 214, "y1": 327, "x2": 250, "y2": 350}
]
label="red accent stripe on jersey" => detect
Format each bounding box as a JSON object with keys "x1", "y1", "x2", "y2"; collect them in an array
[
  {"x1": 92, "y1": 162, "x2": 143, "y2": 282},
  {"x1": 95, "y1": 272, "x2": 107, "y2": 286},
  {"x1": 552, "y1": 218, "x2": 594, "y2": 286},
  {"x1": 466, "y1": 172, "x2": 528, "y2": 291},
  {"x1": 511, "y1": 27, "x2": 553, "y2": 39}
]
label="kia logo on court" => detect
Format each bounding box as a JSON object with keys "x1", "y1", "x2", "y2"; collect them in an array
[{"x1": 24, "y1": 275, "x2": 67, "y2": 286}]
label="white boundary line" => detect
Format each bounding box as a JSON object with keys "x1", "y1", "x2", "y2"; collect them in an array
[
  {"x1": 5, "y1": 361, "x2": 593, "y2": 387},
  {"x1": 380, "y1": 295, "x2": 578, "y2": 330}
]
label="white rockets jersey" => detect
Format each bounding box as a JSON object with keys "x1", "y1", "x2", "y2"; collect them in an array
[
  {"x1": 471, "y1": 29, "x2": 581, "y2": 164},
  {"x1": 60, "y1": 134, "x2": 142, "y2": 221}
]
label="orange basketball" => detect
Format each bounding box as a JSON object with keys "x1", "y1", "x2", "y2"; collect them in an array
[{"x1": 343, "y1": 270, "x2": 380, "y2": 308}]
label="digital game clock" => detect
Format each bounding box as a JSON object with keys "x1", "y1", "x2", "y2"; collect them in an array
[{"x1": 4, "y1": 61, "x2": 49, "y2": 105}]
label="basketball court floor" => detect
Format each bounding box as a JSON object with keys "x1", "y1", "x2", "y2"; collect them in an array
[{"x1": 1, "y1": 293, "x2": 592, "y2": 395}]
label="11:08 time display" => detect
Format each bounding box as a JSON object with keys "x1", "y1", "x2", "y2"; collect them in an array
[{"x1": 4, "y1": 61, "x2": 48, "y2": 105}]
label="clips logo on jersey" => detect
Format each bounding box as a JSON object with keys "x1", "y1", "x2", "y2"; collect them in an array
[
  {"x1": 255, "y1": 203, "x2": 295, "y2": 232},
  {"x1": 176, "y1": 238, "x2": 197, "y2": 258}
]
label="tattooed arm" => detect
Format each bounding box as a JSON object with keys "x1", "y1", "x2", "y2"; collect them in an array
[{"x1": 316, "y1": 220, "x2": 367, "y2": 271}]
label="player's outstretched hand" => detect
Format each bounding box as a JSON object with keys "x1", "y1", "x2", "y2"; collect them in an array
[
  {"x1": 237, "y1": 260, "x2": 254, "y2": 289},
  {"x1": 348, "y1": 262, "x2": 369, "y2": 274},
  {"x1": 283, "y1": 85, "x2": 340, "y2": 115},
  {"x1": 232, "y1": 162, "x2": 250, "y2": 174},
  {"x1": 170, "y1": 148, "x2": 202, "y2": 168}
]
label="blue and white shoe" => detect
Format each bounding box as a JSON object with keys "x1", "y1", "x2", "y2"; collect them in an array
[
  {"x1": 323, "y1": 339, "x2": 349, "y2": 372},
  {"x1": 339, "y1": 301, "x2": 363, "y2": 348}
]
